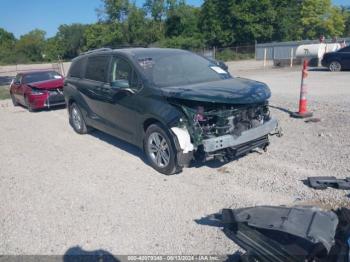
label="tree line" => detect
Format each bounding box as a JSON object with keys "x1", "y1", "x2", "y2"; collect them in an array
[{"x1": 0, "y1": 0, "x2": 349, "y2": 64}]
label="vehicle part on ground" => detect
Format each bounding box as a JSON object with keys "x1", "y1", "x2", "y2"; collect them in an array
[
  {"x1": 69, "y1": 103, "x2": 89, "y2": 134},
  {"x1": 328, "y1": 208, "x2": 350, "y2": 260},
  {"x1": 218, "y1": 206, "x2": 340, "y2": 261},
  {"x1": 198, "y1": 205, "x2": 350, "y2": 261},
  {"x1": 144, "y1": 124, "x2": 179, "y2": 175},
  {"x1": 305, "y1": 117, "x2": 322, "y2": 123},
  {"x1": 308, "y1": 177, "x2": 350, "y2": 190}
]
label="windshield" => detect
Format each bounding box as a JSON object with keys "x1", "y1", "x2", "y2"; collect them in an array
[
  {"x1": 137, "y1": 52, "x2": 230, "y2": 87},
  {"x1": 23, "y1": 71, "x2": 62, "y2": 84}
]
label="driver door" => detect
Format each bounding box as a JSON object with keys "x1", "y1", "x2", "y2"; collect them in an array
[{"x1": 97, "y1": 56, "x2": 144, "y2": 144}]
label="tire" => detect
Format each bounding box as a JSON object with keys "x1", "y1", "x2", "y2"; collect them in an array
[
  {"x1": 10, "y1": 93, "x2": 18, "y2": 106},
  {"x1": 69, "y1": 103, "x2": 89, "y2": 134},
  {"x1": 25, "y1": 96, "x2": 34, "y2": 112},
  {"x1": 144, "y1": 124, "x2": 181, "y2": 175},
  {"x1": 329, "y1": 61, "x2": 342, "y2": 72}
]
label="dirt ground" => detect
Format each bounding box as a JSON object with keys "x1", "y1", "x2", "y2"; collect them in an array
[{"x1": 0, "y1": 62, "x2": 349, "y2": 257}]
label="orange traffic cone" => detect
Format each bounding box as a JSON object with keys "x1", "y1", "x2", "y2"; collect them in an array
[{"x1": 291, "y1": 60, "x2": 313, "y2": 118}]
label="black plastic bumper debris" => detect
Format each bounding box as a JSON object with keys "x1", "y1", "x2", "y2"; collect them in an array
[
  {"x1": 217, "y1": 206, "x2": 345, "y2": 262},
  {"x1": 308, "y1": 176, "x2": 350, "y2": 190}
]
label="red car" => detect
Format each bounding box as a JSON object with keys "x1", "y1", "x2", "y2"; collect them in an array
[{"x1": 10, "y1": 70, "x2": 65, "y2": 111}]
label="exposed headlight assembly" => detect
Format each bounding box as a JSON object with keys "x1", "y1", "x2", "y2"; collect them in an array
[{"x1": 30, "y1": 87, "x2": 45, "y2": 95}]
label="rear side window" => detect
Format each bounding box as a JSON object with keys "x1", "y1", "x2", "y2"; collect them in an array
[
  {"x1": 85, "y1": 56, "x2": 110, "y2": 82},
  {"x1": 69, "y1": 58, "x2": 86, "y2": 78}
]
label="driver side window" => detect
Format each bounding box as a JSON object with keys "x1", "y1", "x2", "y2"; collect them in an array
[
  {"x1": 111, "y1": 57, "x2": 140, "y2": 90},
  {"x1": 14, "y1": 74, "x2": 22, "y2": 84}
]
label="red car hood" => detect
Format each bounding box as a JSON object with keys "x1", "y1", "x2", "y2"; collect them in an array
[{"x1": 28, "y1": 78, "x2": 64, "y2": 90}]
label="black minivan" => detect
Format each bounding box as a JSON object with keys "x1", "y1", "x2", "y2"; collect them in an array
[{"x1": 64, "y1": 48, "x2": 280, "y2": 175}]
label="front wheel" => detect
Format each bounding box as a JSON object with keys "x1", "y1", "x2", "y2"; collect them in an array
[
  {"x1": 10, "y1": 93, "x2": 18, "y2": 106},
  {"x1": 25, "y1": 96, "x2": 34, "y2": 112},
  {"x1": 69, "y1": 103, "x2": 89, "y2": 134},
  {"x1": 144, "y1": 124, "x2": 181, "y2": 175},
  {"x1": 329, "y1": 61, "x2": 342, "y2": 72}
]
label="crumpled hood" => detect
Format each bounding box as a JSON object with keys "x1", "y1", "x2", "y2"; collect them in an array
[
  {"x1": 27, "y1": 78, "x2": 64, "y2": 90},
  {"x1": 161, "y1": 77, "x2": 271, "y2": 104}
]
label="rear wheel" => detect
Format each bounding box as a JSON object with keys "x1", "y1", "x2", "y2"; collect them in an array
[
  {"x1": 69, "y1": 103, "x2": 89, "y2": 134},
  {"x1": 329, "y1": 61, "x2": 342, "y2": 72},
  {"x1": 144, "y1": 124, "x2": 180, "y2": 175},
  {"x1": 10, "y1": 93, "x2": 18, "y2": 106}
]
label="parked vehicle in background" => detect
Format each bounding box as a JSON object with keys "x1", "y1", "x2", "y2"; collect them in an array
[
  {"x1": 10, "y1": 71, "x2": 65, "y2": 111},
  {"x1": 322, "y1": 46, "x2": 350, "y2": 71},
  {"x1": 64, "y1": 48, "x2": 280, "y2": 175}
]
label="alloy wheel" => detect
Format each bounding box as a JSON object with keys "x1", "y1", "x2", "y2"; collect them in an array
[
  {"x1": 329, "y1": 61, "x2": 341, "y2": 72},
  {"x1": 147, "y1": 132, "x2": 170, "y2": 168},
  {"x1": 71, "y1": 106, "x2": 82, "y2": 131}
]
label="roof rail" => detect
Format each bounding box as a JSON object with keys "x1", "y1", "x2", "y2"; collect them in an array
[
  {"x1": 114, "y1": 44, "x2": 147, "y2": 49},
  {"x1": 81, "y1": 48, "x2": 112, "y2": 56}
]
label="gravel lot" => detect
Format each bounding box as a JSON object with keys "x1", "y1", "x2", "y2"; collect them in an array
[{"x1": 0, "y1": 63, "x2": 349, "y2": 257}]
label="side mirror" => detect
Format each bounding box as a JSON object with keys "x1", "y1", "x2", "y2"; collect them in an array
[
  {"x1": 111, "y1": 79, "x2": 130, "y2": 89},
  {"x1": 218, "y1": 61, "x2": 228, "y2": 71},
  {"x1": 110, "y1": 80, "x2": 135, "y2": 94}
]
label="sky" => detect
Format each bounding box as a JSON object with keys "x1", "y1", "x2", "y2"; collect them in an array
[{"x1": 0, "y1": 0, "x2": 348, "y2": 38}]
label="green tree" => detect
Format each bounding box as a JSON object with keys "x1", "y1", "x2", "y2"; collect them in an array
[
  {"x1": 199, "y1": 0, "x2": 224, "y2": 46},
  {"x1": 122, "y1": 4, "x2": 148, "y2": 44},
  {"x1": 164, "y1": 1, "x2": 204, "y2": 49},
  {"x1": 97, "y1": 0, "x2": 130, "y2": 22},
  {"x1": 0, "y1": 28, "x2": 16, "y2": 64},
  {"x1": 15, "y1": 29, "x2": 46, "y2": 62},
  {"x1": 229, "y1": 0, "x2": 276, "y2": 45},
  {"x1": 200, "y1": 0, "x2": 276, "y2": 46},
  {"x1": 165, "y1": 3, "x2": 200, "y2": 37},
  {"x1": 143, "y1": 0, "x2": 166, "y2": 22},
  {"x1": 272, "y1": 0, "x2": 303, "y2": 41},
  {"x1": 0, "y1": 28, "x2": 16, "y2": 49},
  {"x1": 56, "y1": 24, "x2": 87, "y2": 59},
  {"x1": 44, "y1": 37, "x2": 63, "y2": 61},
  {"x1": 84, "y1": 23, "x2": 123, "y2": 49},
  {"x1": 343, "y1": 7, "x2": 350, "y2": 37},
  {"x1": 301, "y1": 0, "x2": 345, "y2": 39}
]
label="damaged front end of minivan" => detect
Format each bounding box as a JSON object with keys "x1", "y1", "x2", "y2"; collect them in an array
[{"x1": 163, "y1": 78, "x2": 282, "y2": 165}]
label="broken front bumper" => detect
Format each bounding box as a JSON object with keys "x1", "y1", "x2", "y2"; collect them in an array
[
  {"x1": 202, "y1": 118, "x2": 280, "y2": 153},
  {"x1": 44, "y1": 90, "x2": 65, "y2": 108}
]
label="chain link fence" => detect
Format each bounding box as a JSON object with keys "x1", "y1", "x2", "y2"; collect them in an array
[
  {"x1": 193, "y1": 45, "x2": 255, "y2": 62},
  {"x1": 0, "y1": 61, "x2": 68, "y2": 86}
]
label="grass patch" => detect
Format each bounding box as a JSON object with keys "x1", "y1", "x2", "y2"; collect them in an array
[
  {"x1": 0, "y1": 86, "x2": 11, "y2": 100},
  {"x1": 216, "y1": 49, "x2": 254, "y2": 62}
]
